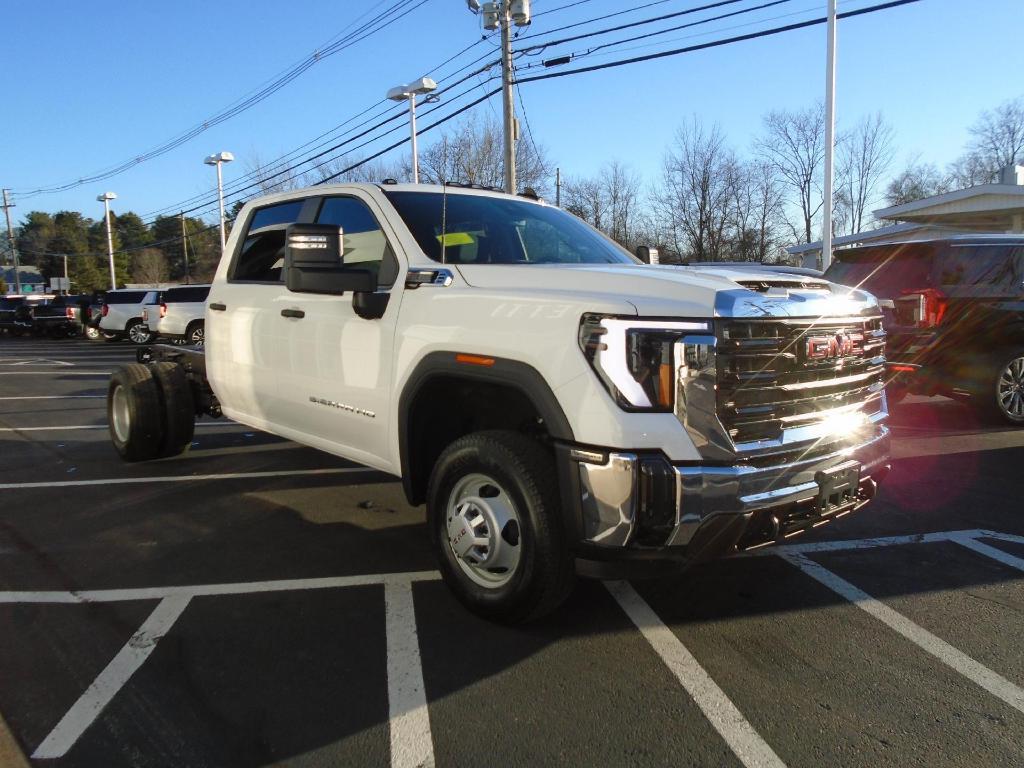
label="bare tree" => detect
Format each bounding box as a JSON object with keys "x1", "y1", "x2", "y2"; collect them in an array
[
  {"x1": 418, "y1": 113, "x2": 553, "y2": 193},
  {"x1": 130, "y1": 248, "x2": 169, "y2": 285},
  {"x1": 967, "y1": 95, "x2": 1024, "y2": 172},
  {"x1": 757, "y1": 104, "x2": 826, "y2": 243},
  {"x1": 731, "y1": 160, "x2": 785, "y2": 261},
  {"x1": 245, "y1": 150, "x2": 303, "y2": 194},
  {"x1": 563, "y1": 161, "x2": 643, "y2": 249},
  {"x1": 654, "y1": 118, "x2": 740, "y2": 261},
  {"x1": 836, "y1": 112, "x2": 895, "y2": 233},
  {"x1": 885, "y1": 160, "x2": 951, "y2": 206}
]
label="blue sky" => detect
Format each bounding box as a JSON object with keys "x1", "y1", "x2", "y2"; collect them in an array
[{"x1": 3, "y1": 0, "x2": 1021, "y2": 224}]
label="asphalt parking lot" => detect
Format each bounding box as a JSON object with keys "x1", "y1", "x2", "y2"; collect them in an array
[{"x1": 0, "y1": 337, "x2": 1022, "y2": 768}]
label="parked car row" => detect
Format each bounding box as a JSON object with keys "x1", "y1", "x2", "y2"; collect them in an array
[{"x1": 1, "y1": 284, "x2": 210, "y2": 346}]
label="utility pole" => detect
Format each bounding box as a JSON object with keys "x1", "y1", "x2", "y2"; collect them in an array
[
  {"x1": 180, "y1": 212, "x2": 190, "y2": 284},
  {"x1": 499, "y1": 1, "x2": 517, "y2": 194},
  {"x1": 2, "y1": 189, "x2": 21, "y2": 294},
  {"x1": 555, "y1": 167, "x2": 561, "y2": 207},
  {"x1": 820, "y1": 0, "x2": 838, "y2": 271},
  {"x1": 475, "y1": 2, "x2": 531, "y2": 194},
  {"x1": 63, "y1": 254, "x2": 69, "y2": 293}
]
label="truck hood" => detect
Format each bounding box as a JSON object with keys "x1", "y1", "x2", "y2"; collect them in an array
[
  {"x1": 455, "y1": 263, "x2": 875, "y2": 318},
  {"x1": 455, "y1": 263, "x2": 735, "y2": 317}
]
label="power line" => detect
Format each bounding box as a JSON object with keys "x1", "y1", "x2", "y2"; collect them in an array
[
  {"x1": 11, "y1": 0, "x2": 433, "y2": 199},
  {"x1": 519, "y1": 0, "x2": 678, "y2": 39},
  {"x1": 517, "y1": 0, "x2": 922, "y2": 84}
]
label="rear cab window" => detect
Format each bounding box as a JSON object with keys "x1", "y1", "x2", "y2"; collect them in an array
[
  {"x1": 164, "y1": 286, "x2": 211, "y2": 303},
  {"x1": 104, "y1": 291, "x2": 148, "y2": 305}
]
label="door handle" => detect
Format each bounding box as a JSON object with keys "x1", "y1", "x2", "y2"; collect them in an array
[
  {"x1": 209, "y1": 302, "x2": 227, "y2": 311},
  {"x1": 280, "y1": 308, "x2": 305, "y2": 319}
]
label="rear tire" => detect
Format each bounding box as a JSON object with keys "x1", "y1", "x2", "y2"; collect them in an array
[
  {"x1": 151, "y1": 362, "x2": 195, "y2": 458},
  {"x1": 126, "y1": 320, "x2": 154, "y2": 345},
  {"x1": 84, "y1": 325, "x2": 101, "y2": 341},
  {"x1": 185, "y1": 321, "x2": 205, "y2": 347},
  {"x1": 426, "y1": 430, "x2": 574, "y2": 623},
  {"x1": 108, "y1": 364, "x2": 164, "y2": 462},
  {"x1": 972, "y1": 347, "x2": 1024, "y2": 426}
]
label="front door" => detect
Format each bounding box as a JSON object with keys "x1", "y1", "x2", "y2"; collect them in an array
[{"x1": 277, "y1": 192, "x2": 405, "y2": 472}]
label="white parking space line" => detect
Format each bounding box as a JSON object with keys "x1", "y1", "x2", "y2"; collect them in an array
[
  {"x1": 780, "y1": 553, "x2": 1024, "y2": 717},
  {"x1": 0, "y1": 571, "x2": 442, "y2": 605},
  {"x1": 0, "y1": 372, "x2": 112, "y2": 376},
  {"x1": 949, "y1": 535, "x2": 1024, "y2": 573},
  {"x1": 0, "y1": 396, "x2": 105, "y2": 400},
  {"x1": 607, "y1": 581, "x2": 787, "y2": 768},
  {"x1": 0, "y1": 466, "x2": 378, "y2": 491},
  {"x1": 31, "y1": 595, "x2": 192, "y2": 760},
  {"x1": 0, "y1": 422, "x2": 239, "y2": 432},
  {"x1": 385, "y1": 581, "x2": 435, "y2": 768},
  {"x1": 746, "y1": 530, "x2": 977, "y2": 556}
]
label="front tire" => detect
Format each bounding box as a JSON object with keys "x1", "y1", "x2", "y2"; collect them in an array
[
  {"x1": 108, "y1": 364, "x2": 164, "y2": 462},
  {"x1": 427, "y1": 430, "x2": 574, "y2": 623}
]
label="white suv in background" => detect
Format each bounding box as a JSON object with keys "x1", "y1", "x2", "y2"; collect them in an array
[
  {"x1": 99, "y1": 289, "x2": 160, "y2": 344},
  {"x1": 144, "y1": 284, "x2": 210, "y2": 346}
]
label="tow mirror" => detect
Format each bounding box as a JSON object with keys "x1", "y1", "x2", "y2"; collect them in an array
[{"x1": 285, "y1": 223, "x2": 375, "y2": 295}]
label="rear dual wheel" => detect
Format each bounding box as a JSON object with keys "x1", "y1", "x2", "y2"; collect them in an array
[{"x1": 108, "y1": 362, "x2": 195, "y2": 461}]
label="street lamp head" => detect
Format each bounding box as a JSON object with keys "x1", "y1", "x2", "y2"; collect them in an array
[
  {"x1": 96, "y1": 192, "x2": 117, "y2": 202},
  {"x1": 387, "y1": 77, "x2": 437, "y2": 102},
  {"x1": 204, "y1": 151, "x2": 235, "y2": 165}
]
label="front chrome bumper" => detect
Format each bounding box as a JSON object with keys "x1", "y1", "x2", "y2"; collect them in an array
[{"x1": 576, "y1": 426, "x2": 891, "y2": 554}]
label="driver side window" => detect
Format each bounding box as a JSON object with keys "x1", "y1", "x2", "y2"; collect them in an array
[{"x1": 316, "y1": 196, "x2": 399, "y2": 287}]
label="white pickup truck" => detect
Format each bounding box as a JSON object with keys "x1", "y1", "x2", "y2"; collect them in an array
[{"x1": 107, "y1": 182, "x2": 891, "y2": 622}]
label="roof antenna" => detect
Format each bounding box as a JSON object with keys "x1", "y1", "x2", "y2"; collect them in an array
[{"x1": 440, "y1": 179, "x2": 448, "y2": 265}]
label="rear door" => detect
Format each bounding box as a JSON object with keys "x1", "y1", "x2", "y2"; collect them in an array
[
  {"x1": 206, "y1": 198, "x2": 315, "y2": 428},
  {"x1": 276, "y1": 192, "x2": 404, "y2": 470}
]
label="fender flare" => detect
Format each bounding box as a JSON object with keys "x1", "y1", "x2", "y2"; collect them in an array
[{"x1": 398, "y1": 351, "x2": 575, "y2": 505}]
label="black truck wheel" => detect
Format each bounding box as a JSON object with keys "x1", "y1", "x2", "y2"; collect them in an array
[
  {"x1": 108, "y1": 364, "x2": 164, "y2": 462},
  {"x1": 426, "y1": 430, "x2": 574, "y2": 623},
  {"x1": 151, "y1": 362, "x2": 196, "y2": 458},
  {"x1": 973, "y1": 347, "x2": 1024, "y2": 426}
]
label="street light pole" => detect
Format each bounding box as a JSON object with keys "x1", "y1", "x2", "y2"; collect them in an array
[
  {"x1": 204, "y1": 151, "x2": 234, "y2": 255},
  {"x1": 387, "y1": 77, "x2": 437, "y2": 184},
  {"x1": 97, "y1": 192, "x2": 118, "y2": 289},
  {"x1": 821, "y1": 0, "x2": 838, "y2": 271}
]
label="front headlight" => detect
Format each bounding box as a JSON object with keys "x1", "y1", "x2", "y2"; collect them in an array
[{"x1": 579, "y1": 314, "x2": 711, "y2": 412}]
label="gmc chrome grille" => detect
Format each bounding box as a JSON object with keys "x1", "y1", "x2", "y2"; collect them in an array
[{"x1": 716, "y1": 316, "x2": 886, "y2": 450}]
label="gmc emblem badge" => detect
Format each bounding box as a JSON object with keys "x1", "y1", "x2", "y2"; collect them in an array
[{"x1": 805, "y1": 333, "x2": 854, "y2": 360}]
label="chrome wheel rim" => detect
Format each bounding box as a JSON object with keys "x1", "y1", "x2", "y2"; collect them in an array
[
  {"x1": 997, "y1": 356, "x2": 1024, "y2": 419},
  {"x1": 129, "y1": 324, "x2": 149, "y2": 344},
  {"x1": 445, "y1": 473, "x2": 522, "y2": 588},
  {"x1": 190, "y1": 326, "x2": 204, "y2": 346},
  {"x1": 85, "y1": 326, "x2": 99, "y2": 339},
  {"x1": 111, "y1": 385, "x2": 130, "y2": 443}
]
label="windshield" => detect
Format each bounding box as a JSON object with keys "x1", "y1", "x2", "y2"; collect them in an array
[
  {"x1": 825, "y1": 243, "x2": 936, "y2": 298},
  {"x1": 383, "y1": 190, "x2": 639, "y2": 265}
]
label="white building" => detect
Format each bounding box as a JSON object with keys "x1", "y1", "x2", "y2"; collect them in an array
[{"x1": 789, "y1": 164, "x2": 1024, "y2": 269}]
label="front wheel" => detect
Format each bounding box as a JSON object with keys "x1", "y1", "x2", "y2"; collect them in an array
[
  {"x1": 84, "y1": 325, "x2": 101, "y2": 340},
  {"x1": 427, "y1": 430, "x2": 574, "y2": 623}
]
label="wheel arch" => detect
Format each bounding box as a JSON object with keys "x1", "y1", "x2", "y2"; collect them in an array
[{"x1": 398, "y1": 352, "x2": 574, "y2": 507}]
